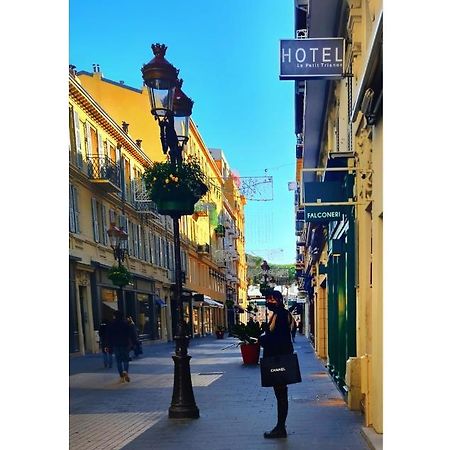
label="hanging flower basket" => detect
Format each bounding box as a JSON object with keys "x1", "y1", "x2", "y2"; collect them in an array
[
  {"x1": 143, "y1": 156, "x2": 209, "y2": 216},
  {"x1": 108, "y1": 264, "x2": 132, "y2": 287}
]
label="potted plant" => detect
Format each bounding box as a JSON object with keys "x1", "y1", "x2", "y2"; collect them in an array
[
  {"x1": 142, "y1": 155, "x2": 208, "y2": 216},
  {"x1": 230, "y1": 321, "x2": 263, "y2": 365},
  {"x1": 108, "y1": 264, "x2": 132, "y2": 287},
  {"x1": 214, "y1": 224, "x2": 225, "y2": 237},
  {"x1": 215, "y1": 325, "x2": 226, "y2": 339}
]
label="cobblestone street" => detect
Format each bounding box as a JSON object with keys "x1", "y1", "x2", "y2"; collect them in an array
[{"x1": 70, "y1": 335, "x2": 369, "y2": 450}]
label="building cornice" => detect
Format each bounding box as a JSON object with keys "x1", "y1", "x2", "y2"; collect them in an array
[{"x1": 69, "y1": 74, "x2": 153, "y2": 169}]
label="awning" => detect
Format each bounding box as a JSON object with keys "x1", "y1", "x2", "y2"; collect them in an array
[
  {"x1": 203, "y1": 296, "x2": 224, "y2": 308},
  {"x1": 155, "y1": 297, "x2": 166, "y2": 307},
  {"x1": 103, "y1": 301, "x2": 118, "y2": 311}
]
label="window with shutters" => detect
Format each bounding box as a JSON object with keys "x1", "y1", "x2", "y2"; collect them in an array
[
  {"x1": 89, "y1": 123, "x2": 99, "y2": 156},
  {"x1": 69, "y1": 106, "x2": 76, "y2": 164},
  {"x1": 159, "y1": 236, "x2": 164, "y2": 267},
  {"x1": 149, "y1": 232, "x2": 155, "y2": 264},
  {"x1": 133, "y1": 223, "x2": 139, "y2": 258},
  {"x1": 128, "y1": 221, "x2": 135, "y2": 257},
  {"x1": 122, "y1": 156, "x2": 131, "y2": 202},
  {"x1": 101, "y1": 204, "x2": 108, "y2": 245},
  {"x1": 107, "y1": 141, "x2": 117, "y2": 164},
  {"x1": 72, "y1": 110, "x2": 83, "y2": 169},
  {"x1": 155, "y1": 234, "x2": 161, "y2": 266},
  {"x1": 142, "y1": 229, "x2": 149, "y2": 261},
  {"x1": 138, "y1": 225, "x2": 144, "y2": 260},
  {"x1": 69, "y1": 184, "x2": 80, "y2": 233},
  {"x1": 91, "y1": 198, "x2": 100, "y2": 243}
]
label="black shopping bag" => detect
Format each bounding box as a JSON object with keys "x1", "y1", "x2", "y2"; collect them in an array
[{"x1": 260, "y1": 353, "x2": 302, "y2": 387}]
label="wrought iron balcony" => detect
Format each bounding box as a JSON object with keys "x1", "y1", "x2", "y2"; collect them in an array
[
  {"x1": 87, "y1": 155, "x2": 121, "y2": 193},
  {"x1": 131, "y1": 179, "x2": 159, "y2": 214}
]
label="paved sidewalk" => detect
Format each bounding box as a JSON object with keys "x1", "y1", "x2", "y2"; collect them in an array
[{"x1": 70, "y1": 335, "x2": 369, "y2": 450}]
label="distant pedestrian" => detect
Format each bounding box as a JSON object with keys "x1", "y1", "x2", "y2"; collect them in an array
[
  {"x1": 259, "y1": 289, "x2": 294, "y2": 439},
  {"x1": 99, "y1": 319, "x2": 113, "y2": 368},
  {"x1": 109, "y1": 310, "x2": 134, "y2": 383},
  {"x1": 127, "y1": 315, "x2": 141, "y2": 359}
]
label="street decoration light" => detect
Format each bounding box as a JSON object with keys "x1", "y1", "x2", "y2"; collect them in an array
[
  {"x1": 107, "y1": 223, "x2": 130, "y2": 313},
  {"x1": 141, "y1": 43, "x2": 202, "y2": 419}
]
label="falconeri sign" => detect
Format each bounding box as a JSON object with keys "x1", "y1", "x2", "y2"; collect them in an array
[
  {"x1": 280, "y1": 38, "x2": 345, "y2": 79},
  {"x1": 304, "y1": 205, "x2": 345, "y2": 223}
]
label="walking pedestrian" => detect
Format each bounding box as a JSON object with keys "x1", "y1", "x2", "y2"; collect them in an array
[
  {"x1": 109, "y1": 310, "x2": 134, "y2": 383},
  {"x1": 99, "y1": 319, "x2": 113, "y2": 368},
  {"x1": 259, "y1": 289, "x2": 294, "y2": 439}
]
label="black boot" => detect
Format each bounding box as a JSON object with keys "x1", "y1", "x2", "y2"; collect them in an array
[
  {"x1": 264, "y1": 385, "x2": 288, "y2": 438},
  {"x1": 264, "y1": 426, "x2": 287, "y2": 439}
]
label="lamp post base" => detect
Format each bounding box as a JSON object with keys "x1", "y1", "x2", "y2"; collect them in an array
[{"x1": 168, "y1": 351, "x2": 199, "y2": 419}]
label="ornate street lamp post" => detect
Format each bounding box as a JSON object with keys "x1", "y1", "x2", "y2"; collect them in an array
[
  {"x1": 107, "y1": 224, "x2": 129, "y2": 314},
  {"x1": 141, "y1": 43, "x2": 199, "y2": 419}
]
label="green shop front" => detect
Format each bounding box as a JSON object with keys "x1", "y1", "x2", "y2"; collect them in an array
[{"x1": 304, "y1": 177, "x2": 356, "y2": 394}]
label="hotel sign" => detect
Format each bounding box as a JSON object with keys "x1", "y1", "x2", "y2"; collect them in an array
[{"x1": 280, "y1": 38, "x2": 345, "y2": 79}]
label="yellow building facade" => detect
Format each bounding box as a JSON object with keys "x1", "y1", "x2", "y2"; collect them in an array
[
  {"x1": 70, "y1": 64, "x2": 247, "y2": 350},
  {"x1": 69, "y1": 70, "x2": 177, "y2": 354},
  {"x1": 297, "y1": 0, "x2": 383, "y2": 435},
  {"x1": 348, "y1": 1, "x2": 383, "y2": 433}
]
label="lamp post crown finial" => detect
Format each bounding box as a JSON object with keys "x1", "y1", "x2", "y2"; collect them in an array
[{"x1": 152, "y1": 43, "x2": 167, "y2": 57}]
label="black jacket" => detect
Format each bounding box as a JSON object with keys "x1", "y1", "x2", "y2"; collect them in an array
[
  {"x1": 109, "y1": 319, "x2": 133, "y2": 348},
  {"x1": 259, "y1": 308, "x2": 294, "y2": 358}
]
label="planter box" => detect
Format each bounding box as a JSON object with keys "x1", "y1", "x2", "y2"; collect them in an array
[{"x1": 240, "y1": 343, "x2": 260, "y2": 365}]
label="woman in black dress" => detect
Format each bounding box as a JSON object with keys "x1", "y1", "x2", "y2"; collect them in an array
[{"x1": 259, "y1": 289, "x2": 294, "y2": 439}]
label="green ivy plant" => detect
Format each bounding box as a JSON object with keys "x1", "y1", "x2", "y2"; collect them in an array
[
  {"x1": 142, "y1": 155, "x2": 208, "y2": 203},
  {"x1": 214, "y1": 224, "x2": 225, "y2": 236},
  {"x1": 108, "y1": 264, "x2": 132, "y2": 287}
]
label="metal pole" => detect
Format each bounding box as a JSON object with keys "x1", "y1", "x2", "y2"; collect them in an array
[
  {"x1": 168, "y1": 214, "x2": 199, "y2": 418},
  {"x1": 117, "y1": 255, "x2": 125, "y2": 316}
]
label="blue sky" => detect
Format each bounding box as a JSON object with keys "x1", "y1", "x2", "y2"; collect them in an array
[{"x1": 69, "y1": 0, "x2": 296, "y2": 264}]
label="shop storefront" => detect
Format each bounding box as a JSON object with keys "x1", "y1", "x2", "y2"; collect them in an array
[
  {"x1": 172, "y1": 291, "x2": 224, "y2": 338},
  {"x1": 304, "y1": 177, "x2": 356, "y2": 392},
  {"x1": 91, "y1": 262, "x2": 167, "y2": 343}
]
